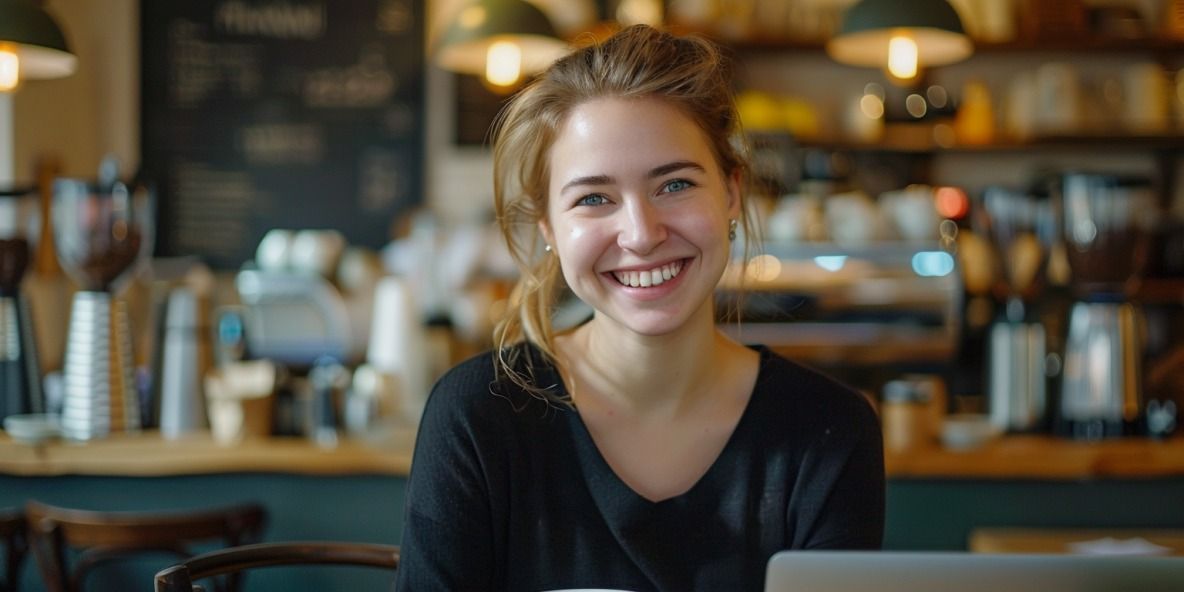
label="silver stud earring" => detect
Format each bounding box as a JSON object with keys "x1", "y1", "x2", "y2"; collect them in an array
[
  {"x1": 728, "y1": 219, "x2": 737, "y2": 242},
  {"x1": 544, "y1": 244, "x2": 552, "y2": 252}
]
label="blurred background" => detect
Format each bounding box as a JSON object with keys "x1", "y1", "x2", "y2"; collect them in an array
[{"x1": 2, "y1": 0, "x2": 1184, "y2": 589}]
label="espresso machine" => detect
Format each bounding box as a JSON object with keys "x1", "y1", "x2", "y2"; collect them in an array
[
  {"x1": 982, "y1": 187, "x2": 1056, "y2": 432},
  {"x1": 1057, "y1": 172, "x2": 1157, "y2": 439},
  {"x1": 0, "y1": 188, "x2": 43, "y2": 421}
]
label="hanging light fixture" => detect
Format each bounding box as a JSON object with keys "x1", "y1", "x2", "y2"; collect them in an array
[
  {"x1": 0, "y1": 0, "x2": 77, "y2": 92},
  {"x1": 827, "y1": 0, "x2": 972, "y2": 83},
  {"x1": 436, "y1": 0, "x2": 568, "y2": 92}
]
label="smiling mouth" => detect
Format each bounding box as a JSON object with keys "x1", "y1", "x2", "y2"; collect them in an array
[{"x1": 611, "y1": 260, "x2": 685, "y2": 288}]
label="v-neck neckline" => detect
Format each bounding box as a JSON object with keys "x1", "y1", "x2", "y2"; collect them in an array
[{"x1": 558, "y1": 345, "x2": 770, "y2": 507}]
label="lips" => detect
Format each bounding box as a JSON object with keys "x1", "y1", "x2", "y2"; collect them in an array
[{"x1": 610, "y1": 259, "x2": 684, "y2": 288}]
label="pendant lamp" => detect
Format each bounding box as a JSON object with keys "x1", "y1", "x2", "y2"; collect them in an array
[
  {"x1": 436, "y1": 0, "x2": 568, "y2": 90},
  {"x1": 827, "y1": 0, "x2": 972, "y2": 81},
  {"x1": 0, "y1": 0, "x2": 76, "y2": 90}
]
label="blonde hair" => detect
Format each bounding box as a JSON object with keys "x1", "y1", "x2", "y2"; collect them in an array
[{"x1": 490, "y1": 24, "x2": 754, "y2": 403}]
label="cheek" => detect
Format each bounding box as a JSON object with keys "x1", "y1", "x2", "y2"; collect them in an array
[
  {"x1": 556, "y1": 224, "x2": 597, "y2": 271},
  {"x1": 554, "y1": 222, "x2": 610, "y2": 288},
  {"x1": 683, "y1": 206, "x2": 730, "y2": 242}
]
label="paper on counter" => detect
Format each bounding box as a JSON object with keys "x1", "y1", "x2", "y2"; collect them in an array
[{"x1": 1067, "y1": 537, "x2": 1173, "y2": 556}]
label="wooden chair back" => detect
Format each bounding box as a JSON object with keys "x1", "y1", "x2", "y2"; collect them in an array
[
  {"x1": 25, "y1": 500, "x2": 266, "y2": 592},
  {"x1": 0, "y1": 509, "x2": 28, "y2": 592},
  {"x1": 153, "y1": 541, "x2": 399, "y2": 592}
]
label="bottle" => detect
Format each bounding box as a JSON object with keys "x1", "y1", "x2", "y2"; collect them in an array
[{"x1": 159, "y1": 288, "x2": 207, "y2": 438}]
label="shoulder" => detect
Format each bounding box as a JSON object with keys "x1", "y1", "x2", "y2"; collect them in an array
[
  {"x1": 422, "y1": 344, "x2": 565, "y2": 428},
  {"x1": 751, "y1": 346, "x2": 879, "y2": 438}
]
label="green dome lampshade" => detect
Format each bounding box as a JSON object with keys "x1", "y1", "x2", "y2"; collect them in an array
[
  {"x1": 827, "y1": 0, "x2": 972, "y2": 70},
  {"x1": 436, "y1": 0, "x2": 567, "y2": 79},
  {"x1": 0, "y1": 0, "x2": 77, "y2": 79}
]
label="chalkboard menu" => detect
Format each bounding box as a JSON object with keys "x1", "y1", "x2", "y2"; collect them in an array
[{"x1": 141, "y1": 0, "x2": 425, "y2": 269}]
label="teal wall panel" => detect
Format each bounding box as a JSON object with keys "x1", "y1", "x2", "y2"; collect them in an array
[{"x1": 0, "y1": 474, "x2": 405, "y2": 592}]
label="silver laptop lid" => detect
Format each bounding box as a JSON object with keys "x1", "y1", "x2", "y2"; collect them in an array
[{"x1": 766, "y1": 551, "x2": 1184, "y2": 592}]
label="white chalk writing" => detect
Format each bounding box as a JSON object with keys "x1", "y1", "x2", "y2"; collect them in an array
[{"x1": 215, "y1": 1, "x2": 326, "y2": 40}]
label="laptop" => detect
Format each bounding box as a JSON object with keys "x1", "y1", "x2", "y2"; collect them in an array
[{"x1": 765, "y1": 551, "x2": 1184, "y2": 592}]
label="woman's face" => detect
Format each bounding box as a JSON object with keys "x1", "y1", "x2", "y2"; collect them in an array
[{"x1": 542, "y1": 96, "x2": 740, "y2": 338}]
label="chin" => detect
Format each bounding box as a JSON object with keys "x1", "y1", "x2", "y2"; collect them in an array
[{"x1": 607, "y1": 308, "x2": 698, "y2": 338}]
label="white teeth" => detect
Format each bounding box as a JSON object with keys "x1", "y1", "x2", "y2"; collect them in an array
[{"x1": 613, "y1": 261, "x2": 683, "y2": 288}]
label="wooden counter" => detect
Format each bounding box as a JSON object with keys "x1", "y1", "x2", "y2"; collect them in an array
[
  {"x1": 886, "y1": 435, "x2": 1184, "y2": 480},
  {"x1": 970, "y1": 527, "x2": 1184, "y2": 555},
  {"x1": 3, "y1": 430, "x2": 1183, "y2": 480},
  {"x1": 0, "y1": 430, "x2": 415, "y2": 477}
]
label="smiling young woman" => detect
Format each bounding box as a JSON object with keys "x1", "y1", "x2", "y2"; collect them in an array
[{"x1": 396, "y1": 25, "x2": 885, "y2": 592}]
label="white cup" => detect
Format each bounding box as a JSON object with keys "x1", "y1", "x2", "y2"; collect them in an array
[
  {"x1": 825, "y1": 191, "x2": 882, "y2": 247},
  {"x1": 882, "y1": 186, "x2": 938, "y2": 242}
]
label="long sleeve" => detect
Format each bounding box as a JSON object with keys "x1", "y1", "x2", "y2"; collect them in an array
[
  {"x1": 786, "y1": 385, "x2": 890, "y2": 551},
  {"x1": 396, "y1": 373, "x2": 499, "y2": 591},
  {"x1": 800, "y1": 407, "x2": 886, "y2": 550}
]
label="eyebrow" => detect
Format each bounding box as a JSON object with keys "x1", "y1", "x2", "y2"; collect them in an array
[{"x1": 559, "y1": 160, "x2": 707, "y2": 194}]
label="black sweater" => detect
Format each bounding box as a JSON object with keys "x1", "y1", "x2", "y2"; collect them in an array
[{"x1": 396, "y1": 344, "x2": 885, "y2": 591}]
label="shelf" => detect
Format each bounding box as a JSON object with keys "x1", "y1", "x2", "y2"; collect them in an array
[
  {"x1": 713, "y1": 32, "x2": 1184, "y2": 55},
  {"x1": 783, "y1": 133, "x2": 1184, "y2": 155},
  {"x1": 974, "y1": 37, "x2": 1184, "y2": 53},
  {"x1": 1136, "y1": 279, "x2": 1184, "y2": 304},
  {"x1": 742, "y1": 240, "x2": 951, "y2": 261},
  {"x1": 724, "y1": 322, "x2": 957, "y2": 366}
]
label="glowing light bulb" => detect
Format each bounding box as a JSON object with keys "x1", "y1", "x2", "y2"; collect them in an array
[
  {"x1": 887, "y1": 35, "x2": 918, "y2": 80},
  {"x1": 0, "y1": 45, "x2": 19, "y2": 92},
  {"x1": 485, "y1": 40, "x2": 522, "y2": 88}
]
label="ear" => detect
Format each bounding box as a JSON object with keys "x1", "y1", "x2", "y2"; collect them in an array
[
  {"x1": 725, "y1": 168, "x2": 743, "y2": 219},
  {"x1": 537, "y1": 219, "x2": 555, "y2": 251}
]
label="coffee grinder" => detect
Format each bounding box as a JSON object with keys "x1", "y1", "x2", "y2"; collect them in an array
[
  {"x1": 53, "y1": 175, "x2": 153, "y2": 440},
  {"x1": 982, "y1": 186, "x2": 1055, "y2": 432},
  {"x1": 0, "y1": 188, "x2": 43, "y2": 421},
  {"x1": 1057, "y1": 172, "x2": 1157, "y2": 439}
]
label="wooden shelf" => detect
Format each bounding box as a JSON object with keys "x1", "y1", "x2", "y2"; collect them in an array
[
  {"x1": 716, "y1": 33, "x2": 1184, "y2": 55},
  {"x1": 1136, "y1": 279, "x2": 1184, "y2": 304},
  {"x1": 0, "y1": 430, "x2": 415, "y2": 477},
  {"x1": 886, "y1": 435, "x2": 1184, "y2": 480},
  {"x1": 784, "y1": 133, "x2": 1184, "y2": 155},
  {"x1": 975, "y1": 37, "x2": 1184, "y2": 53}
]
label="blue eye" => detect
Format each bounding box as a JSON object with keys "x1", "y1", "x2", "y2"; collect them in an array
[
  {"x1": 576, "y1": 194, "x2": 609, "y2": 206},
  {"x1": 662, "y1": 179, "x2": 694, "y2": 193}
]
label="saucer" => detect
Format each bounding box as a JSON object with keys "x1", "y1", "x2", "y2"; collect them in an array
[{"x1": 3, "y1": 413, "x2": 61, "y2": 445}]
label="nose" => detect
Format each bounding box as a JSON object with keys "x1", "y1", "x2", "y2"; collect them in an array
[{"x1": 618, "y1": 198, "x2": 667, "y2": 254}]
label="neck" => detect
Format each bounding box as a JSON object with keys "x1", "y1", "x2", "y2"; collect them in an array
[{"x1": 562, "y1": 299, "x2": 731, "y2": 415}]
